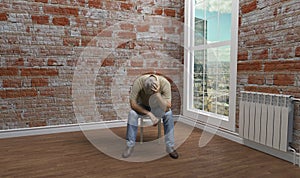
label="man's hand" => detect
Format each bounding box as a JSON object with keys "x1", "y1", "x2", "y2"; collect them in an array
[
  {"x1": 151, "y1": 81, "x2": 160, "y2": 93},
  {"x1": 147, "y1": 112, "x2": 159, "y2": 126}
]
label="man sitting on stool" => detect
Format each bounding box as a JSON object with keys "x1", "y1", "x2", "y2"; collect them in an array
[{"x1": 122, "y1": 74, "x2": 179, "y2": 159}]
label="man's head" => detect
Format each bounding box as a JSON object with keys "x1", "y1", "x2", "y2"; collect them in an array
[{"x1": 144, "y1": 74, "x2": 160, "y2": 95}]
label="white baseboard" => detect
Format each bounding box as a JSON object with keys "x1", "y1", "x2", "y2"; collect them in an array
[
  {"x1": 177, "y1": 115, "x2": 243, "y2": 144},
  {"x1": 0, "y1": 116, "x2": 181, "y2": 139},
  {"x1": 0, "y1": 120, "x2": 127, "y2": 139},
  {"x1": 243, "y1": 139, "x2": 299, "y2": 166},
  {"x1": 178, "y1": 115, "x2": 299, "y2": 166}
]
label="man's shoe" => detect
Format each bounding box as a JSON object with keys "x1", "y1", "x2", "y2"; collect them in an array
[
  {"x1": 169, "y1": 150, "x2": 179, "y2": 159},
  {"x1": 166, "y1": 147, "x2": 179, "y2": 159},
  {"x1": 122, "y1": 146, "x2": 134, "y2": 158}
]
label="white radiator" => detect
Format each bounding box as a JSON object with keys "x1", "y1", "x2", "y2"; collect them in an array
[{"x1": 239, "y1": 91, "x2": 294, "y2": 152}]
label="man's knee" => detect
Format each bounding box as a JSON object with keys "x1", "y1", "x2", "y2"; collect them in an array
[
  {"x1": 165, "y1": 109, "x2": 173, "y2": 118},
  {"x1": 128, "y1": 110, "x2": 138, "y2": 118},
  {"x1": 128, "y1": 110, "x2": 139, "y2": 125}
]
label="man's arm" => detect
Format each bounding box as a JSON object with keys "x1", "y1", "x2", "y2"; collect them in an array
[
  {"x1": 130, "y1": 99, "x2": 159, "y2": 126},
  {"x1": 150, "y1": 77, "x2": 171, "y2": 111},
  {"x1": 130, "y1": 99, "x2": 150, "y2": 115}
]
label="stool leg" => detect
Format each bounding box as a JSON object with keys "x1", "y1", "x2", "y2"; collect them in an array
[
  {"x1": 158, "y1": 119, "x2": 161, "y2": 143},
  {"x1": 140, "y1": 118, "x2": 143, "y2": 144}
]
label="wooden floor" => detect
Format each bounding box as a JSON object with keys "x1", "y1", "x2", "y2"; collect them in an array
[{"x1": 0, "y1": 126, "x2": 300, "y2": 178}]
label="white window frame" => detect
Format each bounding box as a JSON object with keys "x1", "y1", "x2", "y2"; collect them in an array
[{"x1": 183, "y1": 0, "x2": 239, "y2": 131}]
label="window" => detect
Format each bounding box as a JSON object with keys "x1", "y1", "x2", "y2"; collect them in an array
[{"x1": 183, "y1": 0, "x2": 238, "y2": 131}]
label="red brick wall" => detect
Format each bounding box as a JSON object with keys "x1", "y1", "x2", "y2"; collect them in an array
[
  {"x1": 0, "y1": 1, "x2": 184, "y2": 129},
  {"x1": 238, "y1": 0, "x2": 300, "y2": 148}
]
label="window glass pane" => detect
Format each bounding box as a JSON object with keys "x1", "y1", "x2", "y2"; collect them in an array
[
  {"x1": 194, "y1": 1, "x2": 206, "y2": 46},
  {"x1": 204, "y1": 91, "x2": 216, "y2": 113},
  {"x1": 216, "y1": 46, "x2": 230, "y2": 116},
  {"x1": 206, "y1": 48, "x2": 218, "y2": 113},
  {"x1": 219, "y1": 0, "x2": 232, "y2": 41},
  {"x1": 194, "y1": 0, "x2": 232, "y2": 45},
  {"x1": 193, "y1": 46, "x2": 230, "y2": 116},
  {"x1": 192, "y1": 0, "x2": 232, "y2": 118},
  {"x1": 193, "y1": 50, "x2": 206, "y2": 110},
  {"x1": 194, "y1": 17, "x2": 206, "y2": 46},
  {"x1": 195, "y1": 0, "x2": 205, "y2": 19},
  {"x1": 206, "y1": 16, "x2": 218, "y2": 44},
  {"x1": 205, "y1": 0, "x2": 218, "y2": 19}
]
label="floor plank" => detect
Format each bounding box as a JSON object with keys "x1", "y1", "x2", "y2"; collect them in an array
[{"x1": 0, "y1": 126, "x2": 299, "y2": 178}]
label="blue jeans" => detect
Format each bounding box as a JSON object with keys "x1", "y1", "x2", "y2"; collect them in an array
[{"x1": 125, "y1": 106, "x2": 175, "y2": 148}]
